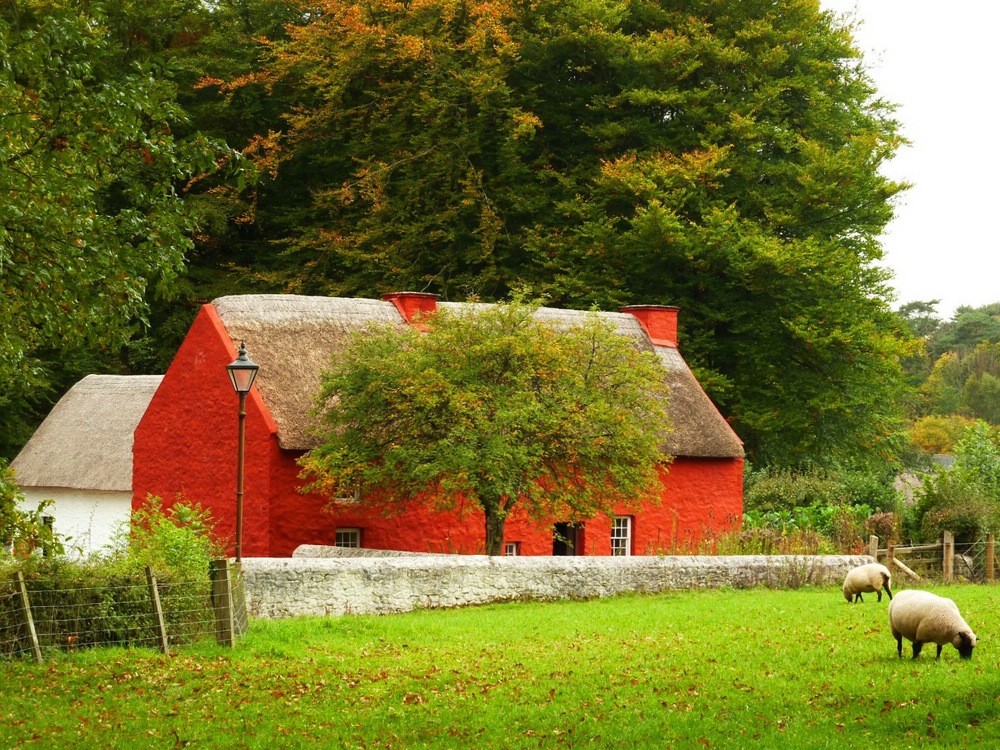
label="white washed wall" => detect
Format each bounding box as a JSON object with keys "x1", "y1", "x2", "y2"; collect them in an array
[
  {"x1": 19, "y1": 487, "x2": 129, "y2": 555},
  {"x1": 241, "y1": 554, "x2": 874, "y2": 619}
]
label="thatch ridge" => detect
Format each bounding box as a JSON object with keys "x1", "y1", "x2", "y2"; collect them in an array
[
  {"x1": 212, "y1": 295, "x2": 742, "y2": 458},
  {"x1": 11, "y1": 375, "x2": 163, "y2": 491}
]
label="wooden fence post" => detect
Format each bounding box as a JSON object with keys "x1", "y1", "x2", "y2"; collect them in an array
[
  {"x1": 942, "y1": 531, "x2": 954, "y2": 583},
  {"x1": 987, "y1": 533, "x2": 996, "y2": 584},
  {"x1": 145, "y1": 566, "x2": 170, "y2": 655},
  {"x1": 13, "y1": 572, "x2": 43, "y2": 664},
  {"x1": 868, "y1": 535, "x2": 879, "y2": 559},
  {"x1": 887, "y1": 540, "x2": 894, "y2": 568},
  {"x1": 210, "y1": 559, "x2": 235, "y2": 647},
  {"x1": 231, "y1": 561, "x2": 248, "y2": 638}
]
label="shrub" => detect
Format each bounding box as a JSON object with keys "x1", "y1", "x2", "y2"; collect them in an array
[
  {"x1": 742, "y1": 463, "x2": 904, "y2": 552},
  {"x1": 106, "y1": 495, "x2": 227, "y2": 581},
  {"x1": 1, "y1": 496, "x2": 226, "y2": 657},
  {"x1": 908, "y1": 421, "x2": 1000, "y2": 544},
  {"x1": 0, "y1": 462, "x2": 64, "y2": 558},
  {"x1": 743, "y1": 467, "x2": 840, "y2": 514},
  {"x1": 863, "y1": 511, "x2": 900, "y2": 543}
]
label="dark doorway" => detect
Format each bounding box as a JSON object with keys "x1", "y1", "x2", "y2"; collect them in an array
[{"x1": 552, "y1": 522, "x2": 583, "y2": 556}]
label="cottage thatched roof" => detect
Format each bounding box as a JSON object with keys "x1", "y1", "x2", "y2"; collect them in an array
[
  {"x1": 11, "y1": 375, "x2": 163, "y2": 491},
  {"x1": 212, "y1": 294, "x2": 743, "y2": 458},
  {"x1": 213, "y1": 295, "x2": 405, "y2": 451}
]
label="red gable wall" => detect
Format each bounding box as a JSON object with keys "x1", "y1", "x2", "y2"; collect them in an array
[
  {"x1": 133, "y1": 305, "x2": 279, "y2": 557},
  {"x1": 134, "y1": 298, "x2": 742, "y2": 557}
]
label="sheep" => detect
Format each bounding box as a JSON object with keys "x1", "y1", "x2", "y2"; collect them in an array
[
  {"x1": 888, "y1": 589, "x2": 977, "y2": 660},
  {"x1": 842, "y1": 562, "x2": 893, "y2": 603}
]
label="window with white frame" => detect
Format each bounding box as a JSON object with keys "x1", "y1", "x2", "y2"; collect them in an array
[
  {"x1": 504, "y1": 541, "x2": 520, "y2": 556},
  {"x1": 335, "y1": 528, "x2": 361, "y2": 548},
  {"x1": 611, "y1": 516, "x2": 632, "y2": 556}
]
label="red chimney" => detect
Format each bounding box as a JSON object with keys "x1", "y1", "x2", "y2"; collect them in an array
[
  {"x1": 382, "y1": 292, "x2": 439, "y2": 325},
  {"x1": 621, "y1": 305, "x2": 679, "y2": 348}
]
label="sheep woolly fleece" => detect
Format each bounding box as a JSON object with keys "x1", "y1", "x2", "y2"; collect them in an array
[
  {"x1": 842, "y1": 562, "x2": 892, "y2": 603},
  {"x1": 888, "y1": 589, "x2": 977, "y2": 660}
]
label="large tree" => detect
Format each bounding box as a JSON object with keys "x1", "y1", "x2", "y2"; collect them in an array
[
  {"x1": 230, "y1": 0, "x2": 915, "y2": 468},
  {"x1": 300, "y1": 297, "x2": 672, "y2": 555},
  {"x1": 0, "y1": 2, "x2": 231, "y2": 455}
]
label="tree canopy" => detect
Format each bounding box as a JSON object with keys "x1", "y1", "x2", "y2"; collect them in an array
[
  {"x1": 300, "y1": 297, "x2": 672, "y2": 555},
  {"x1": 1, "y1": 1, "x2": 924, "y2": 475},
  {"x1": 0, "y1": 1, "x2": 233, "y2": 453},
  {"x1": 230, "y1": 0, "x2": 914, "y2": 468}
]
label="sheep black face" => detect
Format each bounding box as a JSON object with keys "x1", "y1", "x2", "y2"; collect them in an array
[{"x1": 956, "y1": 632, "x2": 976, "y2": 660}]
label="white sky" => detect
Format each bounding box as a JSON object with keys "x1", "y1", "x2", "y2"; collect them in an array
[{"x1": 820, "y1": 0, "x2": 1000, "y2": 320}]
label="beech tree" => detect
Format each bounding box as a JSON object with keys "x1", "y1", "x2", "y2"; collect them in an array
[
  {"x1": 0, "y1": 3, "x2": 230, "y2": 428},
  {"x1": 240, "y1": 0, "x2": 915, "y2": 468},
  {"x1": 300, "y1": 298, "x2": 671, "y2": 555}
]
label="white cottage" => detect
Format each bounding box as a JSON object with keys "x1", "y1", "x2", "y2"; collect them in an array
[{"x1": 11, "y1": 374, "x2": 162, "y2": 554}]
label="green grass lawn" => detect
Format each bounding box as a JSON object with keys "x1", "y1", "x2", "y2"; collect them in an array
[{"x1": 2, "y1": 584, "x2": 998, "y2": 749}]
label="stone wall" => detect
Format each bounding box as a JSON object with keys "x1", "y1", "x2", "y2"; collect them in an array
[{"x1": 241, "y1": 554, "x2": 873, "y2": 619}]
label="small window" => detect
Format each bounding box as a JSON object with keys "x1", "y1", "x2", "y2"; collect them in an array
[
  {"x1": 334, "y1": 487, "x2": 362, "y2": 505},
  {"x1": 611, "y1": 516, "x2": 632, "y2": 557},
  {"x1": 335, "y1": 528, "x2": 361, "y2": 548},
  {"x1": 504, "y1": 542, "x2": 520, "y2": 556}
]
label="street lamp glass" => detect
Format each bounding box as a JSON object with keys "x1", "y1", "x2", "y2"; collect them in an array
[{"x1": 227, "y1": 341, "x2": 260, "y2": 393}]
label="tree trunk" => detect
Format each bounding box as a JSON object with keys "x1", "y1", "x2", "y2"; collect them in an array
[{"x1": 484, "y1": 508, "x2": 507, "y2": 556}]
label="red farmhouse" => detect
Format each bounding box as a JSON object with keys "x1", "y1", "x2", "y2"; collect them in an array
[{"x1": 133, "y1": 294, "x2": 744, "y2": 556}]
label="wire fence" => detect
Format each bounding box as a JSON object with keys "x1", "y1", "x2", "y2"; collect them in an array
[
  {"x1": 955, "y1": 539, "x2": 993, "y2": 582},
  {"x1": 0, "y1": 560, "x2": 247, "y2": 661}
]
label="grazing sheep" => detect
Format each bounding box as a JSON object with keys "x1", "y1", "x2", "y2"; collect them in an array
[
  {"x1": 888, "y1": 589, "x2": 977, "y2": 660},
  {"x1": 842, "y1": 562, "x2": 893, "y2": 603}
]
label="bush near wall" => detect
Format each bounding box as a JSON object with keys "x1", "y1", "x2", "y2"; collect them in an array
[{"x1": 1, "y1": 497, "x2": 226, "y2": 657}]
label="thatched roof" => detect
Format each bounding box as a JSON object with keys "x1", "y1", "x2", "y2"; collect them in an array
[
  {"x1": 213, "y1": 294, "x2": 743, "y2": 458},
  {"x1": 654, "y1": 346, "x2": 743, "y2": 458},
  {"x1": 213, "y1": 295, "x2": 405, "y2": 451},
  {"x1": 11, "y1": 375, "x2": 163, "y2": 491}
]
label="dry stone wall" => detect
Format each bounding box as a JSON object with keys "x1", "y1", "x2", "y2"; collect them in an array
[{"x1": 241, "y1": 553, "x2": 873, "y2": 619}]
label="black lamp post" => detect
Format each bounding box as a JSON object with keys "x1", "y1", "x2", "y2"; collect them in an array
[{"x1": 226, "y1": 341, "x2": 259, "y2": 562}]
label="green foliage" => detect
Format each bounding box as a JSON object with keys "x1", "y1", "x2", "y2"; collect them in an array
[
  {"x1": 107, "y1": 495, "x2": 227, "y2": 581},
  {"x1": 927, "y1": 304, "x2": 1000, "y2": 360},
  {"x1": 910, "y1": 421, "x2": 1000, "y2": 543},
  {"x1": 0, "y1": 462, "x2": 63, "y2": 557},
  {"x1": 0, "y1": 1, "x2": 238, "y2": 450},
  {"x1": 918, "y1": 340, "x2": 1000, "y2": 424},
  {"x1": 742, "y1": 463, "x2": 901, "y2": 552},
  {"x1": 301, "y1": 295, "x2": 671, "y2": 555},
  {"x1": 226, "y1": 0, "x2": 915, "y2": 469},
  {"x1": 744, "y1": 464, "x2": 897, "y2": 516},
  {"x1": 897, "y1": 300, "x2": 942, "y2": 339}
]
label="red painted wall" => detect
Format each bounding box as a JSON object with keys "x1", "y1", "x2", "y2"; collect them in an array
[
  {"x1": 266, "y1": 449, "x2": 743, "y2": 557},
  {"x1": 133, "y1": 302, "x2": 744, "y2": 557},
  {"x1": 133, "y1": 305, "x2": 279, "y2": 558}
]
